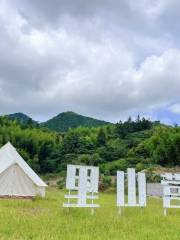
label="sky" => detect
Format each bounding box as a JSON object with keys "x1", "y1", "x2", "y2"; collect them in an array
[{"x1": 0, "y1": 0, "x2": 180, "y2": 124}]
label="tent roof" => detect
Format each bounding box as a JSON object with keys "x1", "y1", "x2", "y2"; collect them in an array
[{"x1": 0, "y1": 142, "x2": 47, "y2": 187}]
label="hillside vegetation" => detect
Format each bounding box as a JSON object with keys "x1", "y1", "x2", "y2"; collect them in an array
[
  {"x1": 41, "y1": 111, "x2": 111, "y2": 132},
  {"x1": 7, "y1": 111, "x2": 111, "y2": 132},
  {"x1": 1, "y1": 115, "x2": 180, "y2": 186},
  {"x1": 7, "y1": 112, "x2": 38, "y2": 126},
  {"x1": 0, "y1": 116, "x2": 61, "y2": 173}
]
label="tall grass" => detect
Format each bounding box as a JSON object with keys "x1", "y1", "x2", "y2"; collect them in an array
[{"x1": 0, "y1": 188, "x2": 180, "y2": 239}]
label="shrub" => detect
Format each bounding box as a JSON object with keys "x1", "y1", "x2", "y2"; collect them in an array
[{"x1": 99, "y1": 175, "x2": 112, "y2": 191}]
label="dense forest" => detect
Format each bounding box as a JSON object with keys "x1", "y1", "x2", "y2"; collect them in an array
[
  {"x1": 0, "y1": 115, "x2": 180, "y2": 187},
  {"x1": 8, "y1": 111, "x2": 110, "y2": 132},
  {"x1": 41, "y1": 111, "x2": 111, "y2": 132}
]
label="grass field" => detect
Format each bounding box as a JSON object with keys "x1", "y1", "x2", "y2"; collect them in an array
[{"x1": 0, "y1": 188, "x2": 180, "y2": 240}]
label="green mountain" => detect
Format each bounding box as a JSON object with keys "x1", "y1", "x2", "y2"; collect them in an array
[
  {"x1": 7, "y1": 112, "x2": 37, "y2": 125},
  {"x1": 41, "y1": 111, "x2": 111, "y2": 132},
  {"x1": 1, "y1": 112, "x2": 179, "y2": 186}
]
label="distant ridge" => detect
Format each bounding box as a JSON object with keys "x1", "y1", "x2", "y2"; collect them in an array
[
  {"x1": 7, "y1": 112, "x2": 37, "y2": 125},
  {"x1": 41, "y1": 111, "x2": 111, "y2": 132},
  {"x1": 5, "y1": 111, "x2": 111, "y2": 132}
]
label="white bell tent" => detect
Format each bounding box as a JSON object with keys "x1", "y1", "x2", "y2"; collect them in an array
[{"x1": 0, "y1": 142, "x2": 47, "y2": 198}]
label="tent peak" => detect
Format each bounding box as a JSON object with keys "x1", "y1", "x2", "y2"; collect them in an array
[
  {"x1": 1, "y1": 142, "x2": 16, "y2": 152},
  {"x1": 0, "y1": 142, "x2": 47, "y2": 187},
  {"x1": 3, "y1": 141, "x2": 13, "y2": 147}
]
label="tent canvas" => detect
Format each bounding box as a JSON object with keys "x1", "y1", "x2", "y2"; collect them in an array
[{"x1": 0, "y1": 142, "x2": 47, "y2": 197}]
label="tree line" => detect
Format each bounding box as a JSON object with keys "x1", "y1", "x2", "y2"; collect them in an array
[{"x1": 0, "y1": 116, "x2": 179, "y2": 180}]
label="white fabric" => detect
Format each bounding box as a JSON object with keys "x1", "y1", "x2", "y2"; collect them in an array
[
  {"x1": 0, "y1": 142, "x2": 47, "y2": 197},
  {"x1": 0, "y1": 164, "x2": 35, "y2": 196}
]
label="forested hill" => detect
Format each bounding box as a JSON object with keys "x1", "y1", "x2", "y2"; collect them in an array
[
  {"x1": 7, "y1": 112, "x2": 37, "y2": 125},
  {"x1": 6, "y1": 111, "x2": 111, "y2": 132},
  {"x1": 41, "y1": 111, "x2": 111, "y2": 132},
  {"x1": 1, "y1": 115, "x2": 180, "y2": 183}
]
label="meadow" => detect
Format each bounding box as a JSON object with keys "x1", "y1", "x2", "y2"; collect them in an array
[{"x1": 0, "y1": 188, "x2": 180, "y2": 240}]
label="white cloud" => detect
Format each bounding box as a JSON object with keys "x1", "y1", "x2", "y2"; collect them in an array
[
  {"x1": 0, "y1": 0, "x2": 180, "y2": 123},
  {"x1": 169, "y1": 104, "x2": 180, "y2": 115}
]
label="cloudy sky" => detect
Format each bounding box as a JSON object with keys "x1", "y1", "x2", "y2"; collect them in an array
[{"x1": 0, "y1": 0, "x2": 180, "y2": 123}]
